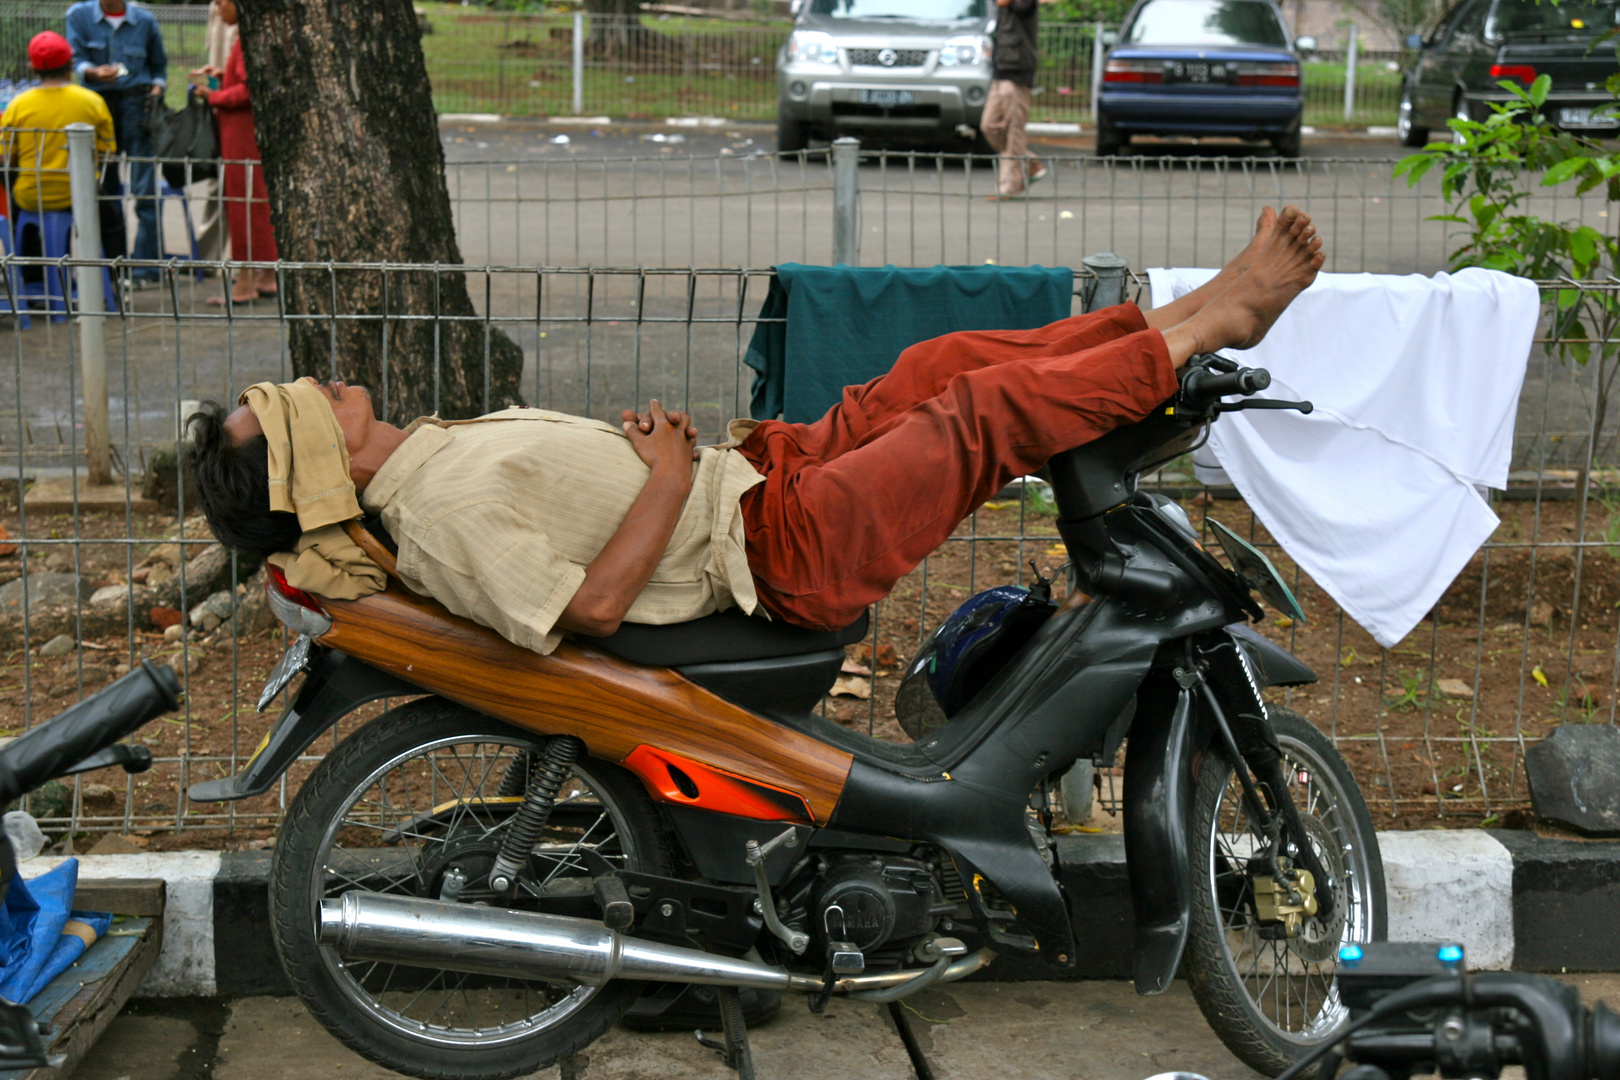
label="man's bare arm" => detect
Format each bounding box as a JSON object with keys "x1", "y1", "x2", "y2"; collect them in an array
[{"x1": 554, "y1": 400, "x2": 698, "y2": 637}]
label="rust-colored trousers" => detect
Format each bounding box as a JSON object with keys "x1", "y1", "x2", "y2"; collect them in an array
[{"x1": 736, "y1": 303, "x2": 1178, "y2": 631}]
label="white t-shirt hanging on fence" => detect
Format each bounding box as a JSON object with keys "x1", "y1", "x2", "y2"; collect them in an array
[{"x1": 1146, "y1": 267, "x2": 1540, "y2": 649}]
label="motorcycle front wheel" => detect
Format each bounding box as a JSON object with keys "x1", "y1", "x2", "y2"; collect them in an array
[
  {"x1": 1184, "y1": 707, "x2": 1386, "y2": 1078},
  {"x1": 269, "y1": 697, "x2": 670, "y2": 1080}
]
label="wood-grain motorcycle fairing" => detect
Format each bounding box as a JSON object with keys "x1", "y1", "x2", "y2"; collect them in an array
[{"x1": 317, "y1": 582, "x2": 854, "y2": 824}]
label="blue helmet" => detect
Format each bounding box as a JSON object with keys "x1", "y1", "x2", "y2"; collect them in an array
[{"x1": 895, "y1": 583, "x2": 1057, "y2": 741}]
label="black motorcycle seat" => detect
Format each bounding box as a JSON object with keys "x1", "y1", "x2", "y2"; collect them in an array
[{"x1": 587, "y1": 608, "x2": 871, "y2": 668}]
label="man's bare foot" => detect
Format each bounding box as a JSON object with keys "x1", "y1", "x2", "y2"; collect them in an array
[
  {"x1": 1159, "y1": 206, "x2": 1324, "y2": 365},
  {"x1": 1142, "y1": 206, "x2": 1294, "y2": 331}
]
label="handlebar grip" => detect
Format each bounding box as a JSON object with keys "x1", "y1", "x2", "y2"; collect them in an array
[
  {"x1": 0, "y1": 661, "x2": 179, "y2": 804},
  {"x1": 1192, "y1": 367, "x2": 1271, "y2": 398}
]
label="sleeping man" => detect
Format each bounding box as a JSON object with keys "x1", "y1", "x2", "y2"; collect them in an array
[{"x1": 188, "y1": 207, "x2": 1323, "y2": 656}]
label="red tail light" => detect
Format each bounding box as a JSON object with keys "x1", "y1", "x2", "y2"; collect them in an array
[
  {"x1": 265, "y1": 564, "x2": 334, "y2": 637},
  {"x1": 1236, "y1": 61, "x2": 1301, "y2": 87},
  {"x1": 267, "y1": 564, "x2": 325, "y2": 613},
  {"x1": 1490, "y1": 63, "x2": 1537, "y2": 82},
  {"x1": 1104, "y1": 59, "x2": 1164, "y2": 84}
]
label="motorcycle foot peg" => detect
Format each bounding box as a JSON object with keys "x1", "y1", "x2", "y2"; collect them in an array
[{"x1": 594, "y1": 874, "x2": 635, "y2": 931}]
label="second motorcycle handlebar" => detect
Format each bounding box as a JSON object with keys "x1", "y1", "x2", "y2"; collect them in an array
[{"x1": 0, "y1": 660, "x2": 179, "y2": 805}]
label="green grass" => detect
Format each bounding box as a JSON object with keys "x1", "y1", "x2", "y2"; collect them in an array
[
  {"x1": 413, "y1": 6, "x2": 1402, "y2": 126},
  {"x1": 1303, "y1": 59, "x2": 1402, "y2": 127}
]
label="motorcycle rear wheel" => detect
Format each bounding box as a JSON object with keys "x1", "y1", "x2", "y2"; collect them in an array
[
  {"x1": 269, "y1": 697, "x2": 670, "y2": 1080},
  {"x1": 1184, "y1": 707, "x2": 1386, "y2": 1078}
]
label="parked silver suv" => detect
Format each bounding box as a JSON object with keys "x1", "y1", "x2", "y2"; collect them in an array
[{"x1": 776, "y1": 0, "x2": 995, "y2": 152}]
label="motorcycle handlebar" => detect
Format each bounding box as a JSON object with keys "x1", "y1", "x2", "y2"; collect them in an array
[
  {"x1": 1183, "y1": 365, "x2": 1272, "y2": 403},
  {"x1": 0, "y1": 661, "x2": 179, "y2": 805}
]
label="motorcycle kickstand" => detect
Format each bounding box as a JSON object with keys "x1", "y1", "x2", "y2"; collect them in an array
[{"x1": 694, "y1": 986, "x2": 756, "y2": 1080}]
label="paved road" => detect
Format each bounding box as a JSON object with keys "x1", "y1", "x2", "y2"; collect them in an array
[
  {"x1": 70, "y1": 973, "x2": 1620, "y2": 1079},
  {"x1": 434, "y1": 122, "x2": 1458, "y2": 273}
]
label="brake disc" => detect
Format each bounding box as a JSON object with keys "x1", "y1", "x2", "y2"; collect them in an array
[{"x1": 1290, "y1": 812, "x2": 1348, "y2": 964}]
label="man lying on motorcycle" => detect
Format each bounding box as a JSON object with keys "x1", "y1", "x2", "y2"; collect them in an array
[{"x1": 188, "y1": 206, "x2": 1323, "y2": 655}]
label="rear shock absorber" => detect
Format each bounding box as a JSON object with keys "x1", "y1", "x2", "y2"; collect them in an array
[{"x1": 488, "y1": 735, "x2": 584, "y2": 895}]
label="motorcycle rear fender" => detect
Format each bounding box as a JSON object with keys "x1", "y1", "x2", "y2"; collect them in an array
[{"x1": 187, "y1": 647, "x2": 417, "y2": 803}]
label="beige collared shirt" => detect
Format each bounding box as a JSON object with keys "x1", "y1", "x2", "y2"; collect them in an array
[{"x1": 359, "y1": 408, "x2": 765, "y2": 655}]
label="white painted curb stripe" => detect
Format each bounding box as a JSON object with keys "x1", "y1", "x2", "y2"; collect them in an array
[
  {"x1": 1377, "y1": 830, "x2": 1515, "y2": 970},
  {"x1": 10, "y1": 831, "x2": 1518, "y2": 997},
  {"x1": 24, "y1": 851, "x2": 222, "y2": 997},
  {"x1": 1027, "y1": 122, "x2": 1083, "y2": 135}
]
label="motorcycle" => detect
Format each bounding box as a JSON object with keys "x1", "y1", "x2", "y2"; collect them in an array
[{"x1": 189, "y1": 352, "x2": 1386, "y2": 1080}]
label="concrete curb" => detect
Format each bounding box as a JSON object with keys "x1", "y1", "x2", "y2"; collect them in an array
[{"x1": 28, "y1": 829, "x2": 1615, "y2": 997}]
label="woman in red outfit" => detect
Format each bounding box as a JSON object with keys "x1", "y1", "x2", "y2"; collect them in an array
[{"x1": 191, "y1": 0, "x2": 277, "y2": 305}]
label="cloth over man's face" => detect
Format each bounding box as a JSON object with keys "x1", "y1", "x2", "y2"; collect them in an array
[{"x1": 224, "y1": 378, "x2": 380, "y2": 488}]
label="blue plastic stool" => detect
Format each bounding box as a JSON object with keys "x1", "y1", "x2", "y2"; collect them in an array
[
  {"x1": 160, "y1": 183, "x2": 205, "y2": 283},
  {"x1": 12, "y1": 209, "x2": 118, "y2": 323},
  {"x1": 0, "y1": 215, "x2": 29, "y2": 330}
]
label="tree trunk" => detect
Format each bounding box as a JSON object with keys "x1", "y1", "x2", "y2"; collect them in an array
[
  {"x1": 582, "y1": 0, "x2": 656, "y2": 58},
  {"x1": 236, "y1": 0, "x2": 524, "y2": 423}
]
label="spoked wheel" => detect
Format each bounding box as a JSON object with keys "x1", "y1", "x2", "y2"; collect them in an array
[
  {"x1": 1185, "y1": 707, "x2": 1386, "y2": 1078},
  {"x1": 270, "y1": 698, "x2": 669, "y2": 1080}
]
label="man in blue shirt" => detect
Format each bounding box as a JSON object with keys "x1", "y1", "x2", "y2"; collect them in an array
[{"x1": 65, "y1": 0, "x2": 167, "y2": 283}]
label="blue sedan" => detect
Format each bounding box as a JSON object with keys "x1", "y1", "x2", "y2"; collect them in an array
[{"x1": 1097, "y1": 0, "x2": 1311, "y2": 156}]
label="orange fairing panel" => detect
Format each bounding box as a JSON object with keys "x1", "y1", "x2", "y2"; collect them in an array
[{"x1": 625, "y1": 745, "x2": 816, "y2": 824}]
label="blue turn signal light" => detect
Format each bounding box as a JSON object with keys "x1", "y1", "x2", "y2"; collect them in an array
[
  {"x1": 1437, "y1": 943, "x2": 1465, "y2": 968},
  {"x1": 1338, "y1": 943, "x2": 1363, "y2": 968}
]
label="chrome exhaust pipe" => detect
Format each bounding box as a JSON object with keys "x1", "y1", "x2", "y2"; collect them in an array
[
  {"x1": 319, "y1": 891, "x2": 793, "y2": 990},
  {"x1": 318, "y1": 892, "x2": 994, "y2": 994}
]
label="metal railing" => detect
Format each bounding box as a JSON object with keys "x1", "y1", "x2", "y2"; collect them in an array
[
  {"x1": 0, "y1": 255, "x2": 1611, "y2": 840},
  {"x1": 434, "y1": 146, "x2": 1601, "y2": 277}
]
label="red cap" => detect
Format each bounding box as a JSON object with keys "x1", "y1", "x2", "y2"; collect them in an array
[{"x1": 28, "y1": 32, "x2": 73, "y2": 73}]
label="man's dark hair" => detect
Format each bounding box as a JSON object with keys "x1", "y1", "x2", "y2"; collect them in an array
[
  {"x1": 36, "y1": 64, "x2": 71, "y2": 80},
  {"x1": 187, "y1": 400, "x2": 303, "y2": 558}
]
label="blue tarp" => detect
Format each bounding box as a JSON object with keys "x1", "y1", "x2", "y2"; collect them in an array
[
  {"x1": 0, "y1": 860, "x2": 111, "y2": 1004},
  {"x1": 743, "y1": 263, "x2": 1075, "y2": 423}
]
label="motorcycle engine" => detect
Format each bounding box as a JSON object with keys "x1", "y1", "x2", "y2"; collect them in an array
[{"x1": 809, "y1": 855, "x2": 946, "y2": 954}]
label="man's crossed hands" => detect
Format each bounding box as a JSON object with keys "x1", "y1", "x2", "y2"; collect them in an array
[{"x1": 620, "y1": 399, "x2": 700, "y2": 472}]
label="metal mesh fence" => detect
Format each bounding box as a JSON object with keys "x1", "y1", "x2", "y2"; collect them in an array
[{"x1": 0, "y1": 255, "x2": 1612, "y2": 842}]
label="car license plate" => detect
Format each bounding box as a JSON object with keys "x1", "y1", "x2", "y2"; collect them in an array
[
  {"x1": 858, "y1": 89, "x2": 914, "y2": 107},
  {"x1": 1167, "y1": 61, "x2": 1231, "y2": 84},
  {"x1": 257, "y1": 634, "x2": 313, "y2": 712},
  {"x1": 1559, "y1": 106, "x2": 1611, "y2": 127}
]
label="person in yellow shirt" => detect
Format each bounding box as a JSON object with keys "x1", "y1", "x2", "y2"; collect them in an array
[{"x1": 0, "y1": 31, "x2": 116, "y2": 213}]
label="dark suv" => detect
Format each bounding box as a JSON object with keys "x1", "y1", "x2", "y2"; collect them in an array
[{"x1": 1398, "y1": 0, "x2": 1620, "y2": 145}]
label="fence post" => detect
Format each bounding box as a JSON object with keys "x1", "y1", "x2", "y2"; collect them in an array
[
  {"x1": 1090, "y1": 21, "x2": 1105, "y2": 126},
  {"x1": 1080, "y1": 251, "x2": 1130, "y2": 312},
  {"x1": 572, "y1": 10, "x2": 585, "y2": 116},
  {"x1": 1062, "y1": 248, "x2": 1131, "y2": 822},
  {"x1": 832, "y1": 136, "x2": 860, "y2": 266},
  {"x1": 1343, "y1": 22, "x2": 1358, "y2": 123},
  {"x1": 66, "y1": 122, "x2": 110, "y2": 488}
]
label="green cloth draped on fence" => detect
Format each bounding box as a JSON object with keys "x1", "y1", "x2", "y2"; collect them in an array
[{"x1": 743, "y1": 262, "x2": 1075, "y2": 423}]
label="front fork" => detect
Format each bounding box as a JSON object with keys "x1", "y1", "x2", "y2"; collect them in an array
[{"x1": 1188, "y1": 640, "x2": 1336, "y2": 925}]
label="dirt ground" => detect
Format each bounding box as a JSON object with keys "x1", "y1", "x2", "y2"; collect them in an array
[{"x1": 3, "y1": 483, "x2": 1616, "y2": 850}]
